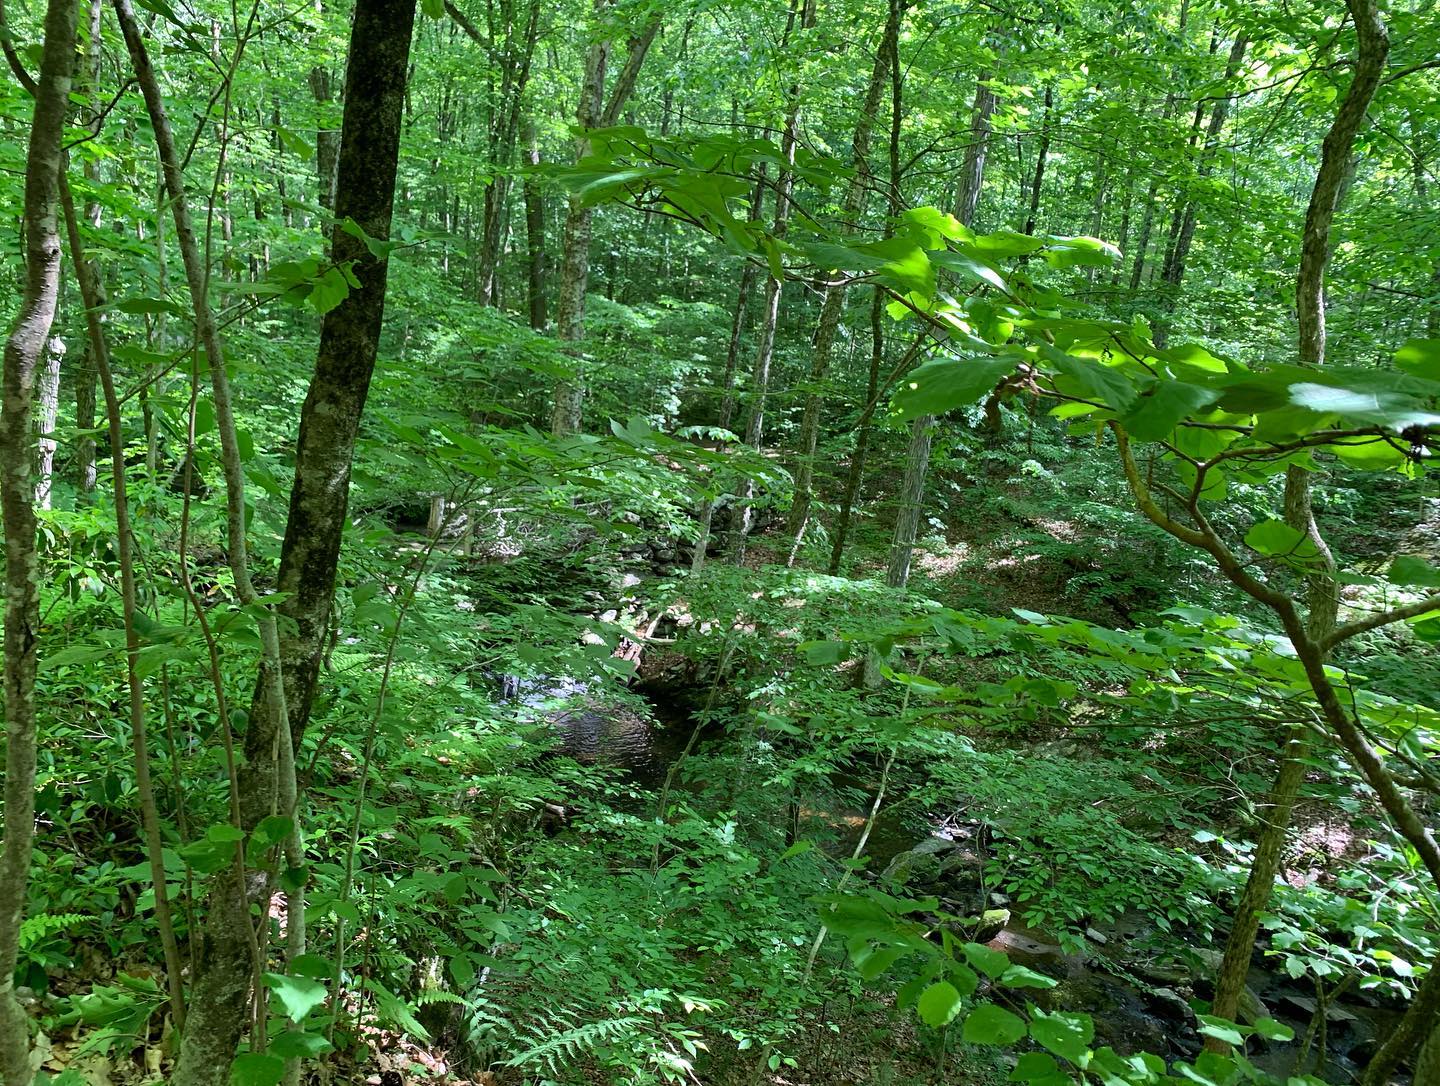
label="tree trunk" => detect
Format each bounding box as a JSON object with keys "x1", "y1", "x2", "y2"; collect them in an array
[
  {"x1": 33, "y1": 335, "x2": 63, "y2": 510},
  {"x1": 143, "y1": 0, "x2": 416, "y2": 1077},
  {"x1": 550, "y1": 6, "x2": 662, "y2": 434},
  {"x1": 783, "y1": 0, "x2": 898, "y2": 558},
  {"x1": 885, "y1": 414, "x2": 933, "y2": 589},
  {"x1": 1206, "y1": 730, "x2": 1306, "y2": 1034},
  {"x1": 1021, "y1": 84, "x2": 1052, "y2": 236},
  {"x1": 73, "y1": 0, "x2": 104, "y2": 498},
  {"x1": 1200, "y1": 0, "x2": 1386, "y2": 1054},
  {"x1": 0, "y1": 0, "x2": 78, "y2": 1080},
  {"x1": 729, "y1": 0, "x2": 813, "y2": 564},
  {"x1": 310, "y1": 64, "x2": 339, "y2": 210},
  {"x1": 522, "y1": 117, "x2": 547, "y2": 330},
  {"x1": 1363, "y1": 966, "x2": 1440, "y2": 1086}
]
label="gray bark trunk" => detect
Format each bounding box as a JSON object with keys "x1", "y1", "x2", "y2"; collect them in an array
[
  {"x1": 550, "y1": 6, "x2": 662, "y2": 434},
  {"x1": 885, "y1": 414, "x2": 933, "y2": 589},
  {"x1": 33, "y1": 335, "x2": 63, "y2": 510},
  {"x1": 0, "y1": 0, "x2": 78, "y2": 1080}
]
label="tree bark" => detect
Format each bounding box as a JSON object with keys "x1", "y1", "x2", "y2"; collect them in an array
[
  {"x1": 33, "y1": 335, "x2": 63, "y2": 510},
  {"x1": 310, "y1": 64, "x2": 339, "y2": 210},
  {"x1": 729, "y1": 0, "x2": 813, "y2": 563},
  {"x1": 522, "y1": 117, "x2": 547, "y2": 330},
  {"x1": 0, "y1": 0, "x2": 78, "y2": 1080},
  {"x1": 783, "y1": 2, "x2": 899, "y2": 558},
  {"x1": 549, "y1": 4, "x2": 662, "y2": 434},
  {"x1": 1021, "y1": 84, "x2": 1052, "y2": 236},
  {"x1": 120, "y1": 0, "x2": 416, "y2": 1077},
  {"x1": 73, "y1": 0, "x2": 104, "y2": 497},
  {"x1": 1364, "y1": 966, "x2": 1440, "y2": 1086},
  {"x1": 885, "y1": 414, "x2": 933, "y2": 589}
]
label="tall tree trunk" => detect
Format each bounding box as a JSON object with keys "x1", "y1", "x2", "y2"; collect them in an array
[
  {"x1": 1021, "y1": 84, "x2": 1052, "y2": 236},
  {"x1": 691, "y1": 233, "x2": 762, "y2": 574},
  {"x1": 1204, "y1": 0, "x2": 1385, "y2": 1051},
  {"x1": 73, "y1": 0, "x2": 104, "y2": 498},
  {"x1": 783, "y1": 0, "x2": 899, "y2": 560},
  {"x1": 877, "y1": 31, "x2": 987, "y2": 588},
  {"x1": 310, "y1": 64, "x2": 339, "y2": 210},
  {"x1": 1162, "y1": 36, "x2": 1248, "y2": 291},
  {"x1": 135, "y1": 0, "x2": 417, "y2": 1078},
  {"x1": 729, "y1": 0, "x2": 813, "y2": 563},
  {"x1": 885, "y1": 415, "x2": 933, "y2": 589},
  {"x1": 1364, "y1": 966, "x2": 1440, "y2": 1086},
  {"x1": 550, "y1": 4, "x2": 662, "y2": 435},
  {"x1": 827, "y1": 289, "x2": 890, "y2": 574},
  {"x1": 522, "y1": 117, "x2": 547, "y2": 330},
  {"x1": 0, "y1": 0, "x2": 78, "y2": 1079},
  {"x1": 33, "y1": 335, "x2": 63, "y2": 510}
]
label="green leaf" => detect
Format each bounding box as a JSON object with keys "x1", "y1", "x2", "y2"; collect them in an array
[
  {"x1": 422, "y1": 0, "x2": 444, "y2": 17},
  {"x1": 916, "y1": 980, "x2": 964, "y2": 1028},
  {"x1": 268, "y1": 1030, "x2": 334, "y2": 1059},
  {"x1": 1244, "y1": 519, "x2": 1319, "y2": 564},
  {"x1": 114, "y1": 296, "x2": 187, "y2": 317},
  {"x1": 1196, "y1": 1015, "x2": 1247, "y2": 1046},
  {"x1": 894, "y1": 357, "x2": 1013, "y2": 420},
  {"x1": 308, "y1": 266, "x2": 352, "y2": 315},
  {"x1": 1395, "y1": 338, "x2": 1440, "y2": 380},
  {"x1": 287, "y1": 953, "x2": 332, "y2": 980},
  {"x1": 1119, "y1": 381, "x2": 1219, "y2": 441},
  {"x1": 962, "y1": 1002, "x2": 1026, "y2": 1045},
  {"x1": 263, "y1": 973, "x2": 328, "y2": 1022},
  {"x1": 999, "y1": 964, "x2": 1058, "y2": 989},
  {"x1": 1253, "y1": 1017, "x2": 1294, "y2": 1042},
  {"x1": 230, "y1": 1054, "x2": 285, "y2": 1086},
  {"x1": 963, "y1": 942, "x2": 1010, "y2": 980},
  {"x1": 801, "y1": 640, "x2": 850, "y2": 664},
  {"x1": 1029, "y1": 1008, "x2": 1093, "y2": 1063},
  {"x1": 1008, "y1": 1052, "x2": 1066, "y2": 1085},
  {"x1": 1388, "y1": 555, "x2": 1440, "y2": 588}
]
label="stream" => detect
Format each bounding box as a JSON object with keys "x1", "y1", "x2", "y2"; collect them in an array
[{"x1": 515, "y1": 674, "x2": 1399, "y2": 1081}]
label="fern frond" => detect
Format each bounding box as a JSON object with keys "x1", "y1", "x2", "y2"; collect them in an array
[{"x1": 19, "y1": 912, "x2": 89, "y2": 948}]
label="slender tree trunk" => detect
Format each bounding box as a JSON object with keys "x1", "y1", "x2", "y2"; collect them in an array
[
  {"x1": 310, "y1": 64, "x2": 339, "y2": 210},
  {"x1": 885, "y1": 415, "x2": 933, "y2": 589},
  {"x1": 550, "y1": 6, "x2": 662, "y2": 434},
  {"x1": 0, "y1": 0, "x2": 78, "y2": 1080},
  {"x1": 783, "y1": 1, "x2": 899, "y2": 559},
  {"x1": 1021, "y1": 84, "x2": 1052, "y2": 236},
  {"x1": 1202, "y1": 0, "x2": 1386, "y2": 1053},
  {"x1": 729, "y1": 0, "x2": 813, "y2": 563},
  {"x1": 121, "y1": 0, "x2": 416, "y2": 1077},
  {"x1": 522, "y1": 117, "x2": 547, "y2": 330},
  {"x1": 827, "y1": 290, "x2": 889, "y2": 574},
  {"x1": 692, "y1": 242, "x2": 762, "y2": 574},
  {"x1": 1363, "y1": 966, "x2": 1440, "y2": 1086},
  {"x1": 73, "y1": 0, "x2": 104, "y2": 498},
  {"x1": 33, "y1": 335, "x2": 63, "y2": 510}
]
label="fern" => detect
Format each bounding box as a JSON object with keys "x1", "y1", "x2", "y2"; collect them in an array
[
  {"x1": 19, "y1": 912, "x2": 89, "y2": 949},
  {"x1": 414, "y1": 988, "x2": 466, "y2": 1007},
  {"x1": 503, "y1": 1015, "x2": 648, "y2": 1076}
]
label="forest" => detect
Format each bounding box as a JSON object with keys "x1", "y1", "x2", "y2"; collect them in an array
[{"x1": 0, "y1": 0, "x2": 1438, "y2": 1081}]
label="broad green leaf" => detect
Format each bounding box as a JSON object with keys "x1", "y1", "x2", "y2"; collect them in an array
[
  {"x1": 962, "y1": 1002, "x2": 1026, "y2": 1044},
  {"x1": 1029, "y1": 1008, "x2": 1093, "y2": 1063},
  {"x1": 263, "y1": 972, "x2": 328, "y2": 1022},
  {"x1": 1389, "y1": 556, "x2": 1440, "y2": 588},
  {"x1": 230, "y1": 1054, "x2": 285, "y2": 1086},
  {"x1": 894, "y1": 357, "x2": 1014, "y2": 420},
  {"x1": 1196, "y1": 1014, "x2": 1246, "y2": 1046},
  {"x1": 1253, "y1": 1018, "x2": 1294, "y2": 1042},
  {"x1": 268, "y1": 1030, "x2": 334, "y2": 1059},
  {"x1": 1120, "y1": 381, "x2": 1218, "y2": 441},
  {"x1": 963, "y1": 942, "x2": 1010, "y2": 980},
  {"x1": 1396, "y1": 338, "x2": 1440, "y2": 380},
  {"x1": 916, "y1": 980, "x2": 964, "y2": 1027},
  {"x1": 1244, "y1": 519, "x2": 1319, "y2": 564}
]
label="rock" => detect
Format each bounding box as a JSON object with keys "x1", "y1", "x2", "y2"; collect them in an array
[
  {"x1": 1085, "y1": 927, "x2": 1108, "y2": 945},
  {"x1": 1279, "y1": 994, "x2": 1356, "y2": 1023},
  {"x1": 1146, "y1": 986, "x2": 1194, "y2": 1023},
  {"x1": 973, "y1": 908, "x2": 1011, "y2": 942},
  {"x1": 1237, "y1": 985, "x2": 1271, "y2": 1025},
  {"x1": 990, "y1": 891, "x2": 1011, "y2": 907}
]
